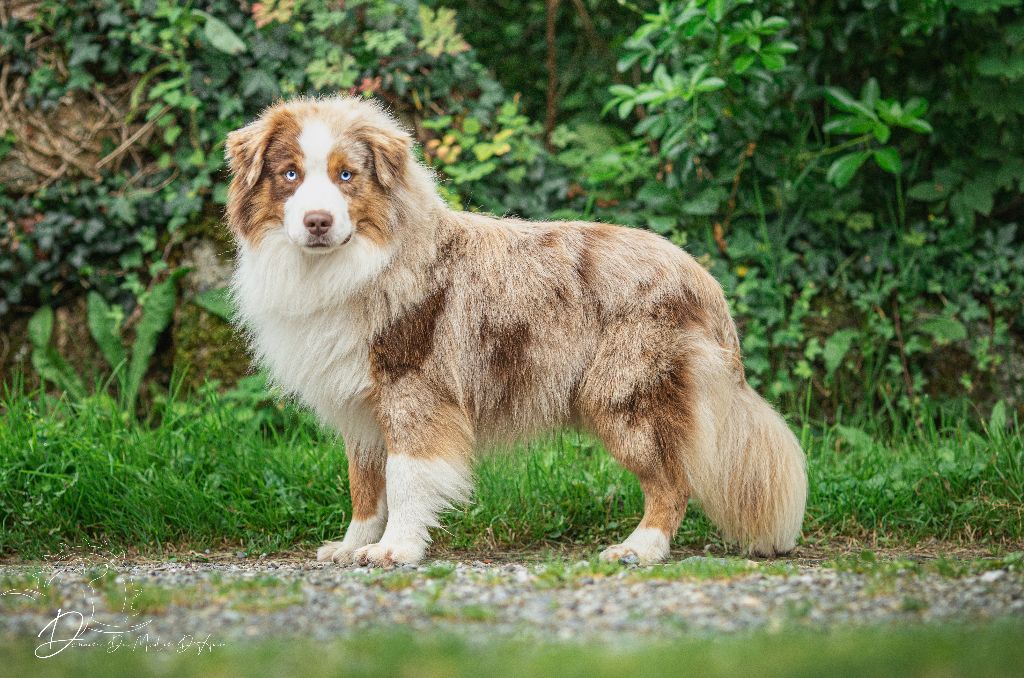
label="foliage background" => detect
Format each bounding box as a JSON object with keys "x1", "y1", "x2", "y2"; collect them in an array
[{"x1": 1, "y1": 0, "x2": 1022, "y2": 424}]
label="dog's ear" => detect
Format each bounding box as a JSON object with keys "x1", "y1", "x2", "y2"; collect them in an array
[
  {"x1": 225, "y1": 117, "x2": 272, "y2": 188},
  {"x1": 359, "y1": 124, "x2": 412, "y2": 189}
]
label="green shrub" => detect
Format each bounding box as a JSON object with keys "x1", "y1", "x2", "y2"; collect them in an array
[{"x1": 1, "y1": 0, "x2": 1021, "y2": 422}]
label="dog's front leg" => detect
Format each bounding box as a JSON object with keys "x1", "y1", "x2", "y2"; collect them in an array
[
  {"x1": 316, "y1": 446, "x2": 387, "y2": 564},
  {"x1": 353, "y1": 403, "x2": 474, "y2": 567}
]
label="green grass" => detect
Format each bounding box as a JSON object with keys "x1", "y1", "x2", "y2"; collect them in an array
[
  {"x1": 0, "y1": 386, "x2": 1021, "y2": 558},
  {"x1": 1, "y1": 624, "x2": 1022, "y2": 677}
]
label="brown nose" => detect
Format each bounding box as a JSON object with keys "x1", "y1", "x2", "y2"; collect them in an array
[{"x1": 303, "y1": 210, "x2": 333, "y2": 236}]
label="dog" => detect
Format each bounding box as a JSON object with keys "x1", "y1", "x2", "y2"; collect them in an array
[{"x1": 225, "y1": 96, "x2": 807, "y2": 567}]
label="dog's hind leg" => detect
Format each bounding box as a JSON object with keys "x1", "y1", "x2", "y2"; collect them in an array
[
  {"x1": 579, "y1": 330, "x2": 696, "y2": 565},
  {"x1": 594, "y1": 426, "x2": 692, "y2": 565}
]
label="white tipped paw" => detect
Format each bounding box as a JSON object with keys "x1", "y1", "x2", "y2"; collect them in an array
[
  {"x1": 352, "y1": 541, "x2": 424, "y2": 568},
  {"x1": 599, "y1": 544, "x2": 641, "y2": 565},
  {"x1": 317, "y1": 541, "x2": 357, "y2": 564},
  {"x1": 599, "y1": 528, "x2": 670, "y2": 565}
]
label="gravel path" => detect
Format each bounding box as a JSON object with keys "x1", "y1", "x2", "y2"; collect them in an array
[{"x1": 2, "y1": 555, "x2": 1022, "y2": 653}]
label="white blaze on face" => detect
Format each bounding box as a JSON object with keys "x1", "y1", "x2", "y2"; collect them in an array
[{"x1": 283, "y1": 119, "x2": 353, "y2": 248}]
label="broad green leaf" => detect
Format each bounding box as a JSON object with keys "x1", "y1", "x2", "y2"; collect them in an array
[
  {"x1": 647, "y1": 215, "x2": 676, "y2": 233},
  {"x1": 653, "y1": 64, "x2": 673, "y2": 91},
  {"x1": 825, "y1": 88, "x2": 875, "y2": 118},
  {"x1": 202, "y1": 15, "x2": 246, "y2": 55},
  {"x1": 835, "y1": 425, "x2": 876, "y2": 452},
  {"x1": 760, "y1": 52, "x2": 785, "y2": 71},
  {"x1": 907, "y1": 180, "x2": 953, "y2": 201},
  {"x1": 826, "y1": 151, "x2": 870, "y2": 188},
  {"x1": 989, "y1": 400, "x2": 1007, "y2": 436},
  {"x1": 31, "y1": 347, "x2": 85, "y2": 398},
  {"x1": 708, "y1": 0, "x2": 728, "y2": 22},
  {"x1": 901, "y1": 118, "x2": 934, "y2": 134},
  {"x1": 192, "y1": 288, "x2": 234, "y2": 321},
  {"x1": 903, "y1": 97, "x2": 929, "y2": 118},
  {"x1": 861, "y1": 78, "x2": 880, "y2": 108},
  {"x1": 872, "y1": 122, "x2": 891, "y2": 143},
  {"x1": 733, "y1": 53, "x2": 756, "y2": 74},
  {"x1": 27, "y1": 306, "x2": 54, "y2": 349},
  {"x1": 920, "y1": 316, "x2": 967, "y2": 344},
  {"x1": 761, "y1": 16, "x2": 789, "y2": 31},
  {"x1": 958, "y1": 178, "x2": 996, "y2": 215},
  {"x1": 125, "y1": 278, "x2": 178, "y2": 410},
  {"x1": 823, "y1": 116, "x2": 873, "y2": 135},
  {"x1": 87, "y1": 292, "x2": 126, "y2": 371},
  {"x1": 823, "y1": 328, "x2": 859, "y2": 378},
  {"x1": 681, "y1": 187, "x2": 726, "y2": 215},
  {"x1": 28, "y1": 306, "x2": 84, "y2": 397},
  {"x1": 695, "y1": 76, "x2": 726, "y2": 93},
  {"x1": 873, "y1": 147, "x2": 902, "y2": 174},
  {"x1": 634, "y1": 89, "x2": 663, "y2": 104}
]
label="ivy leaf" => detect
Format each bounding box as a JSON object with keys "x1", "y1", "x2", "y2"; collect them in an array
[
  {"x1": 200, "y1": 14, "x2": 246, "y2": 55},
  {"x1": 958, "y1": 178, "x2": 996, "y2": 215},
  {"x1": 873, "y1": 147, "x2": 902, "y2": 174},
  {"x1": 827, "y1": 151, "x2": 870, "y2": 188}
]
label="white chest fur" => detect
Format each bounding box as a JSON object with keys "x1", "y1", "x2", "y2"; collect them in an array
[{"x1": 231, "y1": 235, "x2": 391, "y2": 449}]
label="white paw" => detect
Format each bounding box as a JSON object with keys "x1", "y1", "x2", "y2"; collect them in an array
[
  {"x1": 352, "y1": 541, "x2": 424, "y2": 568},
  {"x1": 316, "y1": 541, "x2": 357, "y2": 564},
  {"x1": 599, "y1": 528, "x2": 670, "y2": 565},
  {"x1": 599, "y1": 544, "x2": 641, "y2": 564}
]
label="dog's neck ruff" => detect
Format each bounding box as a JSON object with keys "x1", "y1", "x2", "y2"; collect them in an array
[{"x1": 232, "y1": 229, "x2": 393, "y2": 320}]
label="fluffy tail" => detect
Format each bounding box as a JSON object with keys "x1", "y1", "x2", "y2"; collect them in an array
[{"x1": 688, "y1": 381, "x2": 807, "y2": 556}]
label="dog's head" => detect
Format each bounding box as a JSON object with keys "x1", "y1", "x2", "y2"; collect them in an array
[{"x1": 225, "y1": 97, "x2": 412, "y2": 253}]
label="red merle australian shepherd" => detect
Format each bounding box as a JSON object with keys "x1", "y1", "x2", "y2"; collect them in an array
[{"x1": 224, "y1": 96, "x2": 807, "y2": 568}]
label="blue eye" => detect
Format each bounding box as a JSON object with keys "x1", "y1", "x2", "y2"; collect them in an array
[
  {"x1": 340, "y1": 170, "x2": 352, "y2": 182},
  {"x1": 284, "y1": 169, "x2": 298, "y2": 181}
]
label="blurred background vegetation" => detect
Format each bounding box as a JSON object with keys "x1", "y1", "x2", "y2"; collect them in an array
[{"x1": 1, "y1": 0, "x2": 1022, "y2": 426}]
